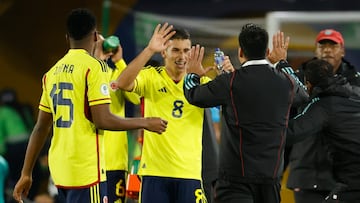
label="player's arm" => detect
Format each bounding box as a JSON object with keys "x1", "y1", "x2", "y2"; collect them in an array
[
  {"x1": 116, "y1": 23, "x2": 175, "y2": 91},
  {"x1": 90, "y1": 103, "x2": 167, "y2": 133},
  {"x1": 13, "y1": 110, "x2": 52, "y2": 202},
  {"x1": 183, "y1": 45, "x2": 230, "y2": 107}
]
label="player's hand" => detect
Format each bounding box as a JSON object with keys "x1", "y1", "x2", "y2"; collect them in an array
[
  {"x1": 267, "y1": 31, "x2": 290, "y2": 64},
  {"x1": 111, "y1": 43, "x2": 124, "y2": 64},
  {"x1": 186, "y1": 44, "x2": 212, "y2": 77},
  {"x1": 13, "y1": 175, "x2": 32, "y2": 203},
  {"x1": 94, "y1": 34, "x2": 113, "y2": 60},
  {"x1": 147, "y1": 23, "x2": 176, "y2": 53},
  {"x1": 144, "y1": 117, "x2": 168, "y2": 134}
]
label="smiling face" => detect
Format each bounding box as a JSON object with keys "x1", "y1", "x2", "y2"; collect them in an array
[{"x1": 162, "y1": 38, "x2": 191, "y2": 76}]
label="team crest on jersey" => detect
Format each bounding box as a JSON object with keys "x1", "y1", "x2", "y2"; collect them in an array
[
  {"x1": 100, "y1": 83, "x2": 110, "y2": 96},
  {"x1": 110, "y1": 81, "x2": 119, "y2": 91}
]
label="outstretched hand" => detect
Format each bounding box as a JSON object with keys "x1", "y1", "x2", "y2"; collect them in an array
[
  {"x1": 186, "y1": 44, "x2": 212, "y2": 77},
  {"x1": 267, "y1": 31, "x2": 290, "y2": 64},
  {"x1": 147, "y1": 23, "x2": 176, "y2": 53}
]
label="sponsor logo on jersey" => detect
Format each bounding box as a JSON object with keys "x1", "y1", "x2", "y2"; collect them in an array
[{"x1": 158, "y1": 87, "x2": 167, "y2": 93}]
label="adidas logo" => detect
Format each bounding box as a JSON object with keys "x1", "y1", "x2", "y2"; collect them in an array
[{"x1": 158, "y1": 87, "x2": 167, "y2": 93}]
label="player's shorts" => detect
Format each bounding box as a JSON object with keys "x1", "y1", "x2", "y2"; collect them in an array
[
  {"x1": 139, "y1": 176, "x2": 207, "y2": 203},
  {"x1": 57, "y1": 181, "x2": 108, "y2": 203},
  {"x1": 106, "y1": 170, "x2": 126, "y2": 203}
]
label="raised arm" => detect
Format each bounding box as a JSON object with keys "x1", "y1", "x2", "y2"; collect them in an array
[{"x1": 116, "y1": 23, "x2": 175, "y2": 91}]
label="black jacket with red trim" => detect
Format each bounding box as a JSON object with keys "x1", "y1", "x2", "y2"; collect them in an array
[{"x1": 183, "y1": 59, "x2": 308, "y2": 183}]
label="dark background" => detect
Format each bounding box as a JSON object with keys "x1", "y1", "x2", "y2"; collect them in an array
[{"x1": 0, "y1": 0, "x2": 359, "y2": 108}]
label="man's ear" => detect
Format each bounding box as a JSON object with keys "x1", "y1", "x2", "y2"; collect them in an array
[
  {"x1": 161, "y1": 49, "x2": 166, "y2": 58},
  {"x1": 94, "y1": 31, "x2": 98, "y2": 42},
  {"x1": 238, "y1": 47, "x2": 245, "y2": 64},
  {"x1": 305, "y1": 81, "x2": 313, "y2": 94}
]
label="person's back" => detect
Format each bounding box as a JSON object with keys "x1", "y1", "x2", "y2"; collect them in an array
[
  {"x1": 183, "y1": 23, "x2": 308, "y2": 203},
  {"x1": 219, "y1": 62, "x2": 294, "y2": 180},
  {"x1": 287, "y1": 59, "x2": 360, "y2": 202},
  {"x1": 12, "y1": 8, "x2": 167, "y2": 203},
  {"x1": 44, "y1": 47, "x2": 110, "y2": 187}
]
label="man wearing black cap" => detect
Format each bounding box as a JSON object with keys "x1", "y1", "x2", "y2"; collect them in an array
[{"x1": 287, "y1": 29, "x2": 360, "y2": 203}]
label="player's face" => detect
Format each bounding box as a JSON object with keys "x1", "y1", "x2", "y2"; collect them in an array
[
  {"x1": 163, "y1": 39, "x2": 191, "y2": 71},
  {"x1": 315, "y1": 40, "x2": 344, "y2": 73}
]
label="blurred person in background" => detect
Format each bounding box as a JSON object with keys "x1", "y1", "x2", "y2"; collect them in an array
[
  {"x1": 0, "y1": 88, "x2": 43, "y2": 202},
  {"x1": 0, "y1": 155, "x2": 9, "y2": 203}
]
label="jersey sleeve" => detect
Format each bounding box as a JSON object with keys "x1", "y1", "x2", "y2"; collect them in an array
[
  {"x1": 132, "y1": 68, "x2": 149, "y2": 97},
  {"x1": 39, "y1": 74, "x2": 52, "y2": 113},
  {"x1": 87, "y1": 60, "x2": 112, "y2": 106}
]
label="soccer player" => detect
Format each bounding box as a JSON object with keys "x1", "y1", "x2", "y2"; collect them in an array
[
  {"x1": 96, "y1": 34, "x2": 141, "y2": 203},
  {"x1": 12, "y1": 8, "x2": 167, "y2": 203},
  {"x1": 116, "y1": 24, "x2": 213, "y2": 203}
]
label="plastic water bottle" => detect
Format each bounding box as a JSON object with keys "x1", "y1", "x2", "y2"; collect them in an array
[
  {"x1": 103, "y1": 35, "x2": 120, "y2": 53},
  {"x1": 214, "y1": 48, "x2": 225, "y2": 70}
]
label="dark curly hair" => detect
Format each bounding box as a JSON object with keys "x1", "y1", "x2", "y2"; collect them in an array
[{"x1": 66, "y1": 8, "x2": 96, "y2": 40}]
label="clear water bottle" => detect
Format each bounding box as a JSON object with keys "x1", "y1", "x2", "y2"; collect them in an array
[
  {"x1": 214, "y1": 48, "x2": 225, "y2": 70},
  {"x1": 103, "y1": 35, "x2": 120, "y2": 53}
]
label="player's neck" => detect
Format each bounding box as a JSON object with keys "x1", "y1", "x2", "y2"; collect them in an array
[{"x1": 165, "y1": 67, "x2": 185, "y2": 82}]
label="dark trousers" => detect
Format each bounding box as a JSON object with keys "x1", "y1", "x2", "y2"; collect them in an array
[
  {"x1": 323, "y1": 183, "x2": 360, "y2": 203},
  {"x1": 214, "y1": 179, "x2": 281, "y2": 203},
  {"x1": 293, "y1": 189, "x2": 329, "y2": 203}
]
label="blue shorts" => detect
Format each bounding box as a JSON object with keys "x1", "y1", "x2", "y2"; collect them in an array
[
  {"x1": 140, "y1": 176, "x2": 207, "y2": 203},
  {"x1": 106, "y1": 170, "x2": 126, "y2": 203},
  {"x1": 57, "y1": 181, "x2": 108, "y2": 203}
]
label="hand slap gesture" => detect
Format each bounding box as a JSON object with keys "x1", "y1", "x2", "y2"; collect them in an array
[
  {"x1": 186, "y1": 44, "x2": 212, "y2": 77},
  {"x1": 267, "y1": 31, "x2": 290, "y2": 64},
  {"x1": 147, "y1": 23, "x2": 176, "y2": 53}
]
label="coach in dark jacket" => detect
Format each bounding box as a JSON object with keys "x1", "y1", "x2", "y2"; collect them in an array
[
  {"x1": 287, "y1": 29, "x2": 360, "y2": 203},
  {"x1": 287, "y1": 59, "x2": 360, "y2": 202},
  {"x1": 183, "y1": 23, "x2": 308, "y2": 203}
]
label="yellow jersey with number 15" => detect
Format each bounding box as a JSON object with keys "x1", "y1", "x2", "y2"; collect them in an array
[{"x1": 39, "y1": 49, "x2": 111, "y2": 188}]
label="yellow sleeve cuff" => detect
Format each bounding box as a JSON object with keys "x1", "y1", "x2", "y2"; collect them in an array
[{"x1": 115, "y1": 59, "x2": 127, "y2": 72}]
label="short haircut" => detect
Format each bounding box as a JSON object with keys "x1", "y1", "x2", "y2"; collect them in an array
[
  {"x1": 170, "y1": 28, "x2": 190, "y2": 40},
  {"x1": 304, "y1": 59, "x2": 334, "y2": 88},
  {"x1": 238, "y1": 23, "x2": 268, "y2": 60},
  {"x1": 66, "y1": 8, "x2": 96, "y2": 40}
]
